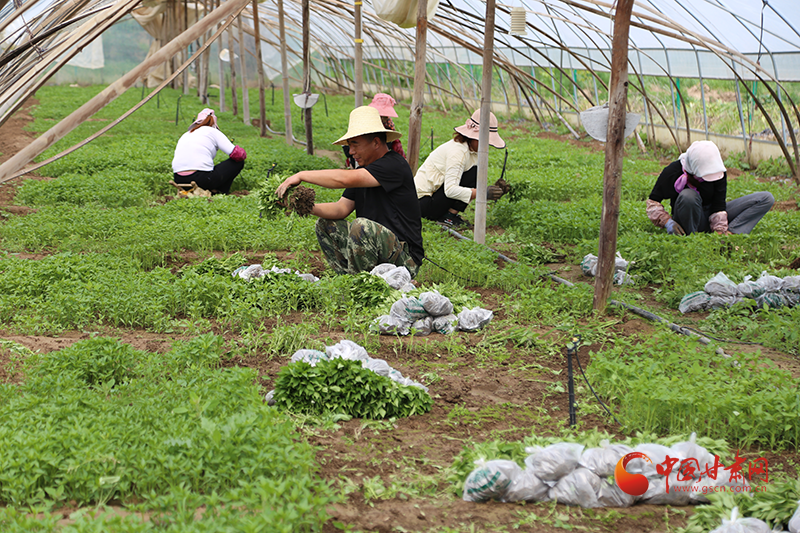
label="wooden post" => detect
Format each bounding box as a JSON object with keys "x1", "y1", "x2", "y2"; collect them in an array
[
  {"x1": 278, "y1": 0, "x2": 292, "y2": 144},
  {"x1": 252, "y1": 0, "x2": 266, "y2": 136},
  {"x1": 406, "y1": 0, "x2": 428, "y2": 175},
  {"x1": 302, "y1": 0, "x2": 313, "y2": 155},
  {"x1": 354, "y1": 0, "x2": 363, "y2": 106},
  {"x1": 237, "y1": 15, "x2": 250, "y2": 125},
  {"x1": 0, "y1": 0, "x2": 249, "y2": 182},
  {"x1": 183, "y1": 0, "x2": 190, "y2": 94},
  {"x1": 593, "y1": 0, "x2": 635, "y2": 312},
  {"x1": 474, "y1": 0, "x2": 496, "y2": 245},
  {"x1": 217, "y1": 0, "x2": 225, "y2": 111},
  {"x1": 228, "y1": 26, "x2": 238, "y2": 115}
]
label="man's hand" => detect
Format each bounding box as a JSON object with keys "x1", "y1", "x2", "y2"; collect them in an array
[
  {"x1": 666, "y1": 219, "x2": 685, "y2": 236},
  {"x1": 487, "y1": 185, "x2": 504, "y2": 201},
  {"x1": 276, "y1": 173, "x2": 302, "y2": 200}
]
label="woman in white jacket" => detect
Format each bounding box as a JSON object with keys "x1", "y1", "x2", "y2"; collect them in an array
[
  {"x1": 414, "y1": 109, "x2": 505, "y2": 228},
  {"x1": 171, "y1": 108, "x2": 247, "y2": 194}
]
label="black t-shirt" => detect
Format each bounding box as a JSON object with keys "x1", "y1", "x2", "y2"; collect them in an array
[
  {"x1": 649, "y1": 160, "x2": 727, "y2": 214},
  {"x1": 342, "y1": 150, "x2": 424, "y2": 265}
]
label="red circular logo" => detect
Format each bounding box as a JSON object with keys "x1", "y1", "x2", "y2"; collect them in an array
[{"x1": 614, "y1": 452, "x2": 651, "y2": 496}]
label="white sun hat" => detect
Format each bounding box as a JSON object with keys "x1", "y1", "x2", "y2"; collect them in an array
[{"x1": 333, "y1": 106, "x2": 402, "y2": 146}]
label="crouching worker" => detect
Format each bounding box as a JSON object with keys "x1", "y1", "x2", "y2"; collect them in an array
[
  {"x1": 171, "y1": 108, "x2": 246, "y2": 194},
  {"x1": 647, "y1": 140, "x2": 774, "y2": 235},
  {"x1": 414, "y1": 109, "x2": 506, "y2": 228},
  {"x1": 276, "y1": 106, "x2": 424, "y2": 276}
]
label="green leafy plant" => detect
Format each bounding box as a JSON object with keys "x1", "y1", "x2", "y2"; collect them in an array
[{"x1": 273, "y1": 358, "x2": 433, "y2": 419}]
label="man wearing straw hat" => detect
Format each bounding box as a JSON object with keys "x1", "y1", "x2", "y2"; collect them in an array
[{"x1": 276, "y1": 106, "x2": 423, "y2": 276}]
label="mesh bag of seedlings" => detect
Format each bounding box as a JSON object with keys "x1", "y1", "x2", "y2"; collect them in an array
[
  {"x1": 419, "y1": 291, "x2": 454, "y2": 317},
  {"x1": 596, "y1": 478, "x2": 635, "y2": 508},
  {"x1": 457, "y1": 307, "x2": 493, "y2": 332},
  {"x1": 704, "y1": 272, "x2": 740, "y2": 298},
  {"x1": 410, "y1": 317, "x2": 433, "y2": 336},
  {"x1": 290, "y1": 349, "x2": 330, "y2": 366},
  {"x1": 548, "y1": 467, "x2": 602, "y2": 508},
  {"x1": 370, "y1": 263, "x2": 397, "y2": 276},
  {"x1": 579, "y1": 440, "x2": 633, "y2": 478},
  {"x1": 462, "y1": 459, "x2": 521, "y2": 503},
  {"x1": 371, "y1": 315, "x2": 410, "y2": 336},
  {"x1": 524, "y1": 443, "x2": 584, "y2": 483},
  {"x1": 756, "y1": 271, "x2": 784, "y2": 293},
  {"x1": 390, "y1": 297, "x2": 428, "y2": 325},
  {"x1": 710, "y1": 507, "x2": 771, "y2": 533},
  {"x1": 432, "y1": 314, "x2": 458, "y2": 334},
  {"x1": 326, "y1": 339, "x2": 369, "y2": 362},
  {"x1": 738, "y1": 275, "x2": 765, "y2": 299},
  {"x1": 679, "y1": 291, "x2": 712, "y2": 313},
  {"x1": 382, "y1": 266, "x2": 412, "y2": 289},
  {"x1": 757, "y1": 291, "x2": 788, "y2": 309},
  {"x1": 503, "y1": 468, "x2": 550, "y2": 503},
  {"x1": 788, "y1": 500, "x2": 800, "y2": 533}
]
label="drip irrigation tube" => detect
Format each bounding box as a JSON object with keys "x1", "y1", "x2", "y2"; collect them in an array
[{"x1": 442, "y1": 226, "x2": 727, "y2": 356}]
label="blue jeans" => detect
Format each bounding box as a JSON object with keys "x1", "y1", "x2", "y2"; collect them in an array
[{"x1": 673, "y1": 189, "x2": 774, "y2": 234}]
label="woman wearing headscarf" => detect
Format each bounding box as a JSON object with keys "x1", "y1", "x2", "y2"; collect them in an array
[
  {"x1": 414, "y1": 109, "x2": 506, "y2": 228},
  {"x1": 344, "y1": 93, "x2": 404, "y2": 168},
  {"x1": 171, "y1": 108, "x2": 247, "y2": 194},
  {"x1": 647, "y1": 140, "x2": 774, "y2": 235}
]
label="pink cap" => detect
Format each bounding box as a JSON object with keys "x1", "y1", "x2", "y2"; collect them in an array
[
  {"x1": 193, "y1": 108, "x2": 218, "y2": 129},
  {"x1": 368, "y1": 93, "x2": 398, "y2": 118}
]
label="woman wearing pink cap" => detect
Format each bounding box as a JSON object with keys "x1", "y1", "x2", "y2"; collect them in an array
[
  {"x1": 647, "y1": 140, "x2": 773, "y2": 235},
  {"x1": 414, "y1": 109, "x2": 506, "y2": 228},
  {"x1": 171, "y1": 108, "x2": 247, "y2": 194},
  {"x1": 344, "y1": 93, "x2": 404, "y2": 168}
]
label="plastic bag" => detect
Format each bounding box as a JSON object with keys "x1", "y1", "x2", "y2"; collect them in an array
[
  {"x1": 787, "y1": 500, "x2": 800, "y2": 533},
  {"x1": 373, "y1": 0, "x2": 441, "y2": 29},
  {"x1": 710, "y1": 507, "x2": 771, "y2": 533},
  {"x1": 581, "y1": 254, "x2": 598, "y2": 276},
  {"x1": 640, "y1": 473, "x2": 693, "y2": 506},
  {"x1": 370, "y1": 314, "x2": 410, "y2": 336},
  {"x1": 457, "y1": 307, "x2": 493, "y2": 332},
  {"x1": 705, "y1": 272, "x2": 740, "y2": 298},
  {"x1": 756, "y1": 271, "x2": 783, "y2": 293},
  {"x1": 382, "y1": 266, "x2": 412, "y2": 289},
  {"x1": 420, "y1": 291, "x2": 454, "y2": 317},
  {"x1": 548, "y1": 467, "x2": 602, "y2": 508},
  {"x1": 399, "y1": 282, "x2": 416, "y2": 293},
  {"x1": 390, "y1": 297, "x2": 428, "y2": 325},
  {"x1": 370, "y1": 263, "x2": 397, "y2": 276},
  {"x1": 757, "y1": 292, "x2": 787, "y2": 309},
  {"x1": 670, "y1": 432, "x2": 714, "y2": 477},
  {"x1": 525, "y1": 443, "x2": 584, "y2": 482},
  {"x1": 783, "y1": 276, "x2": 800, "y2": 293},
  {"x1": 432, "y1": 314, "x2": 458, "y2": 335},
  {"x1": 709, "y1": 295, "x2": 742, "y2": 309},
  {"x1": 462, "y1": 459, "x2": 521, "y2": 502},
  {"x1": 363, "y1": 358, "x2": 392, "y2": 377},
  {"x1": 783, "y1": 290, "x2": 800, "y2": 308},
  {"x1": 614, "y1": 252, "x2": 630, "y2": 273},
  {"x1": 264, "y1": 389, "x2": 276, "y2": 405},
  {"x1": 326, "y1": 339, "x2": 369, "y2": 362},
  {"x1": 596, "y1": 478, "x2": 636, "y2": 508},
  {"x1": 614, "y1": 271, "x2": 636, "y2": 285},
  {"x1": 738, "y1": 275, "x2": 765, "y2": 299},
  {"x1": 290, "y1": 349, "x2": 330, "y2": 366},
  {"x1": 579, "y1": 440, "x2": 633, "y2": 478},
  {"x1": 628, "y1": 443, "x2": 672, "y2": 477},
  {"x1": 679, "y1": 291, "x2": 711, "y2": 314},
  {"x1": 236, "y1": 264, "x2": 265, "y2": 281},
  {"x1": 410, "y1": 316, "x2": 433, "y2": 336},
  {"x1": 503, "y1": 468, "x2": 550, "y2": 503},
  {"x1": 296, "y1": 272, "x2": 319, "y2": 282}
]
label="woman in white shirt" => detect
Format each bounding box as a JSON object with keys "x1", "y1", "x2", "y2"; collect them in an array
[
  {"x1": 414, "y1": 109, "x2": 505, "y2": 228},
  {"x1": 171, "y1": 108, "x2": 247, "y2": 194}
]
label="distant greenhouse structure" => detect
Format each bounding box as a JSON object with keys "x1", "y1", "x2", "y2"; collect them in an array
[{"x1": 1, "y1": 0, "x2": 799, "y2": 178}]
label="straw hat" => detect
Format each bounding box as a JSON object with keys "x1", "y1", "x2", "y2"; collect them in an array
[
  {"x1": 680, "y1": 141, "x2": 726, "y2": 182},
  {"x1": 368, "y1": 93, "x2": 398, "y2": 117},
  {"x1": 333, "y1": 106, "x2": 402, "y2": 146},
  {"x1": 454, "y1": 109, "x2": 505, "y2": 149}
]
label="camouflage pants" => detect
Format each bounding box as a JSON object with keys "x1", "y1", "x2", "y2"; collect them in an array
[{"x1": 315, "y1": 217, "x2": 419, "y2": 277}]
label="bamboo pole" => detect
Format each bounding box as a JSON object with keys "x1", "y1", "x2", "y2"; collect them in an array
[
  {"x1": 217, "y1": 0, "x2": 225, "y2": 112},
  {"x1": 302, "y1": 0, "x2": 313, "y2": 155},
  {"x1": 0, "y1": 0, "x2": 250, "y2": 182},
  {"x1": 473, "y1": 0, "x2": 496, "y2": 245},
  {"x1": 252, "y1": 0, "x2": 266, "y2": 136},
  {"x1": 237, "y1": 15, "x2": 250, "y2": 125},
  {"x1": 278, "y1": 0, "x2": 292, "y2": 144},
  {"x1": 593, "y1": 0, "x2": 635, "y2": 312},
  {"x1": 353, "y1": 0, "x2": 363, "y2": 106},
  {"x1": 406, "y1": 0, "x2": 428, "y2": 175},
  {"x1": 228, "y1": 25, "x2": 238, "y2": 115}
]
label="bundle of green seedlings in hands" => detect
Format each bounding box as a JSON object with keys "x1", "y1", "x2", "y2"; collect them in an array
[{"x1": 256, "y1": 173, "x2": 316, "y2": 218}]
